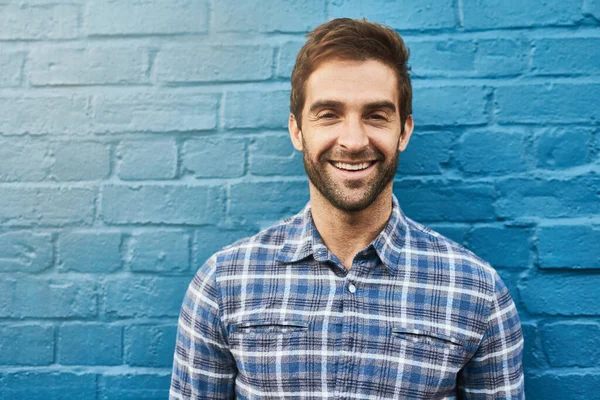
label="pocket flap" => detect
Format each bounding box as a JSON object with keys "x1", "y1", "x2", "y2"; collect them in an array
[
  {"x1": 232, "y1": 319, "x2": 309, "y2": 334},
  {"x1": 391, "y1": 327, "x2": 463, "y2": 347}
]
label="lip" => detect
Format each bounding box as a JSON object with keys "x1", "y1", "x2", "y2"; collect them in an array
[{"x1": 328, "y1": 160, "x2": 377, "y2": 179}]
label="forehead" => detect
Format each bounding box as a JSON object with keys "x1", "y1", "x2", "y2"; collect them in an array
[{"x1": 304, "y1": 59, "x2": 398, "y2": 111}]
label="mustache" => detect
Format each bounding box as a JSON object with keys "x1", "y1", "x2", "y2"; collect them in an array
[{"x1": 320, "y1": 147, "x2": 385, "y2": 162}]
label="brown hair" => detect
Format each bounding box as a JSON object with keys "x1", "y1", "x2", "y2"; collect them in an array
[{"x1": 290, "y1": 18, "x2": 412, "y2": 131}]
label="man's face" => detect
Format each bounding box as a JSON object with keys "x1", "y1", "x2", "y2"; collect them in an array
[{"x1": 289, "y1": 59, "x2": 414, "y2": 212}]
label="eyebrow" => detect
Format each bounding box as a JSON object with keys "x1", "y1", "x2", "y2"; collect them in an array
[
  {"x1": 308, "y1": 99, "x2": 397, "y2": 114},
  {"x1": 308, "y1": 100, "x2": 344, "y2": 114},
  {"x1": 363, "y1": 100, "x2": 397, "y2": 114}
]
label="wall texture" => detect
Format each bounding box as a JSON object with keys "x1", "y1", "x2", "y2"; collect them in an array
[{"x1": 0, "y1": 0, "x2": 599, "y2": 399}]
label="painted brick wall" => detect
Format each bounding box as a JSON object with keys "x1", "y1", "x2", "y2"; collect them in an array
[{"x1": 0, "y1": 0, "x2": 598, "y2": 398}]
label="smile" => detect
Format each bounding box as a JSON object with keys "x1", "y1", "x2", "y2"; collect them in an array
[{"x1": 330, "y1": 161, "x2": 377, "y2": 171}]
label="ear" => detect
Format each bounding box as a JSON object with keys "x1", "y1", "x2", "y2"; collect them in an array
[
  {"x1": 288, "y1": 113, "x2": 303, "y2": 151},
  {"x1": 397, "y1": 115, "x2": 414, "y2": 152}
]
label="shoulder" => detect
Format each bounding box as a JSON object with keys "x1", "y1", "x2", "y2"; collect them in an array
[
  {"x1": 403, "y1": 216, "x2": 501, "y2": 296},
  {"x1": 199, "y1": 215, "x2": 298, "y2": 277}
]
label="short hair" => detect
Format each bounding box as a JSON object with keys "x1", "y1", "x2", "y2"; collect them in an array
[{"x1": 290, "y1": 18, "x2": 412, "y2": 131}]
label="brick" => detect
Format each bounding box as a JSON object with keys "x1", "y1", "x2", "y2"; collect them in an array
[
  {"x1": 249, "y1": 135, "x2": 304, "y2": 176},
  {"x1": 538, "y1": 225, "x2": 600, "y2": 269},
  {"x1": 542, "y1": 322, "x2": 600, "y2": 367},
  {"x1": 277, "y1": 41, "x2": 304, "y2": 78},
  {"x1": 520, "y1": 273, "x2": 600, "y2": 315},
  {"x1": 329, "y1": 0, "x2": 456, "y2": 30},
  {"x1": 0, "y1": 138, "x2": 51, "y2": 182},
  {"x1": 425, "y1": 225, "x2": 470, "y2": 246},
  {"x1": 3, "y1": 278, "x2": 97, "y2": 318},
  {"x1": 410, "y1": 39, "x2": 528, "y2": 78},
  {"x1": 59, "y1": 324, "x2": 121, "y2": 365},
  {"x1": 526, "y1": 372, "x2": 600, "y2": 400},
  {"x1": 521, "y1": 322, "x2": 547, "y2": 369},
  {"x1": 118, "y1": 139, "x2": 177, "y2": 180},
  {"x1": 86, "y1": 0, "x2": 207, "y2": 36},
  {"x1": 155, "y1": 45, "x2": 272, "y2": 83},
  {"x1": 463, "y1": 0, "x2": 581, "y2": 29},
  {"x1": 105, "y1": 277, "x2": 190, "y2": 317},
  {"x1": 394, "y1": 180, "x2": 496, "y2": 222},
  {"x1": 0, "y1": 95, "x2": 90, "y2": 135},
  {"x1": 129, "y1": 231, "x2": 190, "y2": 273},
  {"x1": 102, "y1": 184, "x2": 225, "y2": 225},
  {"x1": 0, "y1": 324, "x2": 54, "y2": 365},
  {"x1": 213, "y1": 0, "x2": 326, "y2": 33},
  {"x1": 259, "y1": 0, "x2": 326, "y2": 32},
  {"x1": 455, "y1": 131, "x2": 528, "y2": 175},
  {"x1": 0, "y1": 372, "x2": 96, "y2": 400},
  {"x1": 229, "y1": 181, "x2": 309, "y2": 225},
  {"x1": 194, "y1": 226, "x2": 258, "y2": 265},
  {"x1": 0, "y1": 139, "x2": 109, "y2": 182},
  {"x1": 584, "y1": 0, "x2": 600, "y2": 19},
  {"x1": 494, "y1": 174, "x2": 600, "y2": 219},
  {"x1": 182, "y1": 137, "x2": 246, "y2": 178},
  {"x1": 224, "y1": 90, "x2": 290, "y2": 129},
  {"x1": 212, "y1": 0, "x2": 263, "y2": 32},
  {"x1": 0, "y1": 187, "x2": 95, "y2": 227},
  {"x1": 0, "y1": 279, "x2": 14, "y2": 317},
  {"x1": 92, "y1": 92, "x2": 218, "y2": 133},
  {"x1": 0, "y1": 50, "x2": 24, "y2": 87},
  {"x1": 413, "y1": 86, "x2": 488, "y2": 126},
  {"x1": 29, "y1": 46, "x2": 148, "y2": 86},
  {"x1": 52, "y1": 141, "x2": 110, "y2": 181},
  {"x1": 0, "y1": 231, "x2": 53, "y2": 273},
  {"x1": 533, "y1": 38, "x2": 600, "y2": 75},
  {"x1": 124, "y1": 324, "x2": 176, "y2": 367},
  {"x1": 0, "y1": 4, "x2": 79, "y2": 40},
  {"x1": 466, "y1": 226, "x2": 532, "y2": 268},
  {"x1": 399, "y1": 132, "x2": 455, "y2": 175},
  {"x1": 409, "y1": 40, "x2": 475, "y2": 77},
  {"x1": 99, "y1": 373, "x2": 171, "y2": 400},
  {"x1": 496, "y1": 84, "x2": 600, "y2": 124},
  {"x1": 59, "y1": 231, "x2": 122, "y2": 273},
  {"x1": 474, "y1": 39, "x2": 530, "y2": 77},
  {"x1": 533, "y1": 127, "x2": 593, "y2": 169}
]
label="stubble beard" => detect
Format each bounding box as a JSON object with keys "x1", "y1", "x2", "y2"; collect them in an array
[{"x1": 302, "y1": 140, "x2": 399, "y2": 212}]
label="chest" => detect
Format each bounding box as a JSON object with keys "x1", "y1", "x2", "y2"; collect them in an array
[{"x1": 219, "y1": 268, "x2": 486, "y2": 399}]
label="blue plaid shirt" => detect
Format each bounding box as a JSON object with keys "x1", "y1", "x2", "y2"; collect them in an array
[{"x1": 170, "y1": 195, "x2": 524, "y2": 399}]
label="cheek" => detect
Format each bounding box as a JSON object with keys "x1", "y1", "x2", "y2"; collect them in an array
[
  {"x1": 302, "y1": 132, "x2": 337, "y2": 158},
  {"x1": 369, "y1": 135, "x2": 400, "y2": 157}
]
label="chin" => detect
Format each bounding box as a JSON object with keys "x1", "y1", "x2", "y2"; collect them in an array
[{"x1": 324, "y1": 192, "x2": 380, "y2": 212}]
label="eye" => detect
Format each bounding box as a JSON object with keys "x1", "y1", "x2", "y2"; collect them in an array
[
  {"x1": 319, "y1": 112, "x2": 338, "y2": 120},
  {"x1": 367, "y1": 113, "x2": 388, "y2": 121}
]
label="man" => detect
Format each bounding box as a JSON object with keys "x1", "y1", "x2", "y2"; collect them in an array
[{"x1": 170, "y1": 18, "x2": 524, "y2": 399}]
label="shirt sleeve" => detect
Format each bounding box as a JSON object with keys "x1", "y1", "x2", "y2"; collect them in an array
[
  {"x1": 458, "y1": 270, "x2": 525, "y2": 399},
  {"x1": 169, "y1": 257, "x2": 237, "y2": 400}
]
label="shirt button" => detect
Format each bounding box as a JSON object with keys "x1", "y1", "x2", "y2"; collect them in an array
[{"x1": 348, "y1": 283, "x2": 356, "y2": 293}]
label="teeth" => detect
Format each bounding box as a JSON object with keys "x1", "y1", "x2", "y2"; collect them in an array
[{"x1": 333, "y1": 162, "x2": 371, "y2": 171}]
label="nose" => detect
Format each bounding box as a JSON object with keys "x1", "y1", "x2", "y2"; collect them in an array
[{"x1": 337, "y1": 116, "x2": 369, "y2": 152}]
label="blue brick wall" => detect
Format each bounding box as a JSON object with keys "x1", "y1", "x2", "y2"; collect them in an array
[{"x1": 0, "y1": 1, "x2": 598, "y2": 398}]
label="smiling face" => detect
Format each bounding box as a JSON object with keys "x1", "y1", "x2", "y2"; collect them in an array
[{"x1": 289, "y1": 59, "x2": 414, "y2": 212}]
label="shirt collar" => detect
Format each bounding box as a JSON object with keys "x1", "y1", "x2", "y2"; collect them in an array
[{"x1": 276, "y1": 195, "x2": 409, "y2": 275}]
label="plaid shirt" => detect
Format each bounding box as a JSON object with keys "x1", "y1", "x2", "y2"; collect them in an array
[{"x1": 170, "y1": 195, "x2": 524, "y2": 399}]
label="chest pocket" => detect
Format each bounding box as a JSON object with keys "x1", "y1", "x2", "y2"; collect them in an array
[
  {"x1": 233, "y1": 319, "x2": 309, "y2": 334},
  {"x1": 388, "y1": 327, "x2": 473, "y2": 398},
  {"x1": 391, "y1": 327, "x2": 464, "y2": 349},
  {"x1": 228, "y1": 318, "x2": 311, "y2": 397}
]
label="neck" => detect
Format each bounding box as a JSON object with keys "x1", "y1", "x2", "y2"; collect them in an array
[{"x1": 309, "y1": 184, "x2": 393, "y2": 270}]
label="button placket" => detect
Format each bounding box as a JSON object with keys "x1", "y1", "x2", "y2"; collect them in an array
[
  {"x1": 343, "y1": 267, "x2": 362, "y2": 394},
  {"x1": 336, "y1": 269, "x2": 361, "y2": 396}
]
